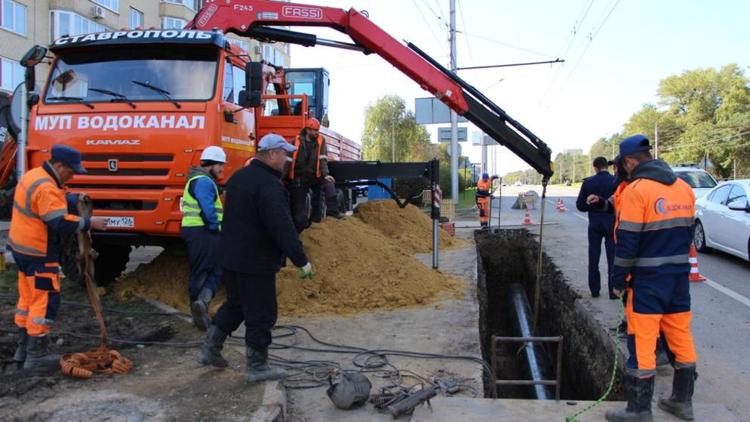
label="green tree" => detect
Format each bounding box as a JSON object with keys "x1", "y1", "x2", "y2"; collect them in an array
[
  {"x1": 362, "y1": 95, "x2": 431, "y2": 162},
  {"x1": 653, "y1": 64, "x2": 750, "y2": 178}
]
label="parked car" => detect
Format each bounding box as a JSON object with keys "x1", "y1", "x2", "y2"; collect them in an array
[
  {"x1": 672, "y1": 165, "x2": 718, "y2": 198},
  {"x1": 694, "y1": 179, "x2": 750, "y2": 262}
]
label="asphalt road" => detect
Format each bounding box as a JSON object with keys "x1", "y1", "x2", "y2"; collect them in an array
[{"x1": 487, "y1": 185, "x2": 750, "y2": 420}]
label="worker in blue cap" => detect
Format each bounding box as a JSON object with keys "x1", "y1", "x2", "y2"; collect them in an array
[{"x1": 8, "y1": 144, "x2": 108, "y2": 371}]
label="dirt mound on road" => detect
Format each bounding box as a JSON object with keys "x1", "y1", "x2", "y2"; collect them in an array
[
  {"x1": 354, "y1": 200, "x2": 466, "y2": 253},
  {"x1": 114, "y1": 205, "x2": 465, "y2": 317}
]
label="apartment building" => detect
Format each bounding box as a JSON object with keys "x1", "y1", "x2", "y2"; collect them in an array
[{"x1": 0, "y1": 0, "x2": 290, "y2": 94}]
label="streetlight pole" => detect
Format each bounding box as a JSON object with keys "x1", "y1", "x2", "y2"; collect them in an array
[{"x1": 449, "y1": 0, "x2": 459, "y2": 204}]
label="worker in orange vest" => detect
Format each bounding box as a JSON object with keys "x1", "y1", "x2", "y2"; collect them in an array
[
  {"x1": 287, "y1": 117, "x2": 340, "y2": 232},
  {"x1": 606, "y1": 135, "x2": 697, "y2": 422},
  {"x1": 8, "y1": 145, "x2": 107, "y2": 371},
  {"x1": 475, "y1": 173, "x2": 496, "y2": 229}
]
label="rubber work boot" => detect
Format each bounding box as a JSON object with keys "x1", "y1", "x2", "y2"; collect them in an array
[
  {"x1": 191, "y1": 287, "x2": 213, "y2": 331},
  {"x1": 245, "y1": 347, "x2": 286, "y2": 384},
  {"x1": 196, "y1": 325, "x2": 229, "y2": 368},
  {"x1": 658, "y1": 366, "x2": 696, "y2": 420},
  {"x1": 13, "y1": 328, "x2": 28, "y2": 362},
  {"x1": 605, "y1": 374, "x2": 654, "y2": 422},
  {"x1": 23, "y1": 335, "x2": 61, "y2": 372}
]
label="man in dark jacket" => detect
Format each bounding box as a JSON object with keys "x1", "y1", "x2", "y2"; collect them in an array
[
  {"x1": 576, "y1": 156, "x2": 618, "y2": 298},
  {"x1": 197, "y1": 133, "x2": 313, "y2": 384}
]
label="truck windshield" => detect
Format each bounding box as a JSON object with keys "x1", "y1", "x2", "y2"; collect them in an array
[{"x1": 44, "y1": 46, "x2": 218, "y2": 104}]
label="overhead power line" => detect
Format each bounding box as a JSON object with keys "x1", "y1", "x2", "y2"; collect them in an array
[
  {"x1": 457, "y1": 58, "x2": 565, "y2": 71},
  {"x1": 456, "y1": 0, "x2": 475, "y2": 65},
  {"x1": 411, "y1": 0, "x2": 444, "y2": 46},
  {"x1": 459, "y1": 31, "x2": 558, "y2": 59}
]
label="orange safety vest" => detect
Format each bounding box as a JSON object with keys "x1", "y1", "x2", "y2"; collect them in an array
[
  {"x1": 8, "y1": 165, "x2": 83, "y2": 259},
  {"x1": 612, "y1": 180, "x2": 629, "y2": 242},
  {"x1": 288, "y1": 134, "x2": 324, "y2": 180},
  {"x1": 477, "y1": 179, "x2": 492, "y2": 193}
]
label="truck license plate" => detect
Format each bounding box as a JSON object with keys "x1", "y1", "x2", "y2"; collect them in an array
[{"x1": 105, "y1": 216, "x2": 135, "y2": 228}]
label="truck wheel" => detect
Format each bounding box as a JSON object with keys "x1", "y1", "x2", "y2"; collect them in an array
[
  {"x1": 59, "y1": 236, "x2": 131, "y2": 286},
  {"x1": 0, "y1": 172, "x2": 16, "y2": 220},
  {"x1": 60, "y1": 233, "x2": 82, "y2": 285},
  {"x1": 92, "y1": 241, "x2": 132, "y2": 285}
]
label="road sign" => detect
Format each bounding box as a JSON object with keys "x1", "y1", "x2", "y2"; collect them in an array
[
  {"x1": 471, "y1": 132, "x2": 496, "y2": 146},
  {"x1": 438, "y1": 127, "x2": 467, "y2": 143},
  {"x1": 415, "y1": 97, "x2": 468, "y2": 124}
]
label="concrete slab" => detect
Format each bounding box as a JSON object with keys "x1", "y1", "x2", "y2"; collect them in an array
[{"x1": 411, "y1": 397, "x2": 739, "y2": 422}]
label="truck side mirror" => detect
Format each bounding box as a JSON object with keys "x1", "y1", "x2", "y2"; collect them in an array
[
  {"x1": 241, "y1": 62, "x2": 263, "y2": 108},
  {"x1": 21, "y1": 45, "x2": 48, "y2": 92},
  {"x1": 20, "y1": 45, "x2": 47, "y2": 67}
]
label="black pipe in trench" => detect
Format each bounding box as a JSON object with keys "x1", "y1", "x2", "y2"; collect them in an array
[{"x1": 507, "y1": 283, "x2": 554, "y2": 400}]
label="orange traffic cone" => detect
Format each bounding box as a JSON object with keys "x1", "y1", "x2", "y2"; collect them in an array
[
  {"x1": 557, "y1": 198, "x2": 567, "y2": 212},
  {"x1": 523, "y1": 208, "x2": 532, "y2": 225},
  {"x1": 688, "y1": 243, "x2": 706, "y2": 282}
]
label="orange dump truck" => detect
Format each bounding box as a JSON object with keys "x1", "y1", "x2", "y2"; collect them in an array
[{"x1": 8, "y1": 29, "x2": 359, "y2": 282}]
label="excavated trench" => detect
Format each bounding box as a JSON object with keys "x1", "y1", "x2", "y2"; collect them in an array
[{"x1": 476, "y1": 229, "x2": 624, "y2": 401}]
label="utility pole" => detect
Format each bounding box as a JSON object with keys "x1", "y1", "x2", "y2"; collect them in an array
[
  {"x1": 481, "y1": 134, "x2": 488, "y2": 176},
  {"x1": 654, "y1": 122, "x2": 659, "y2": 159},
  {"x1": 449, "y1": 0, "x2": 459, "y2": 204},
  {"x1": 391, "y1": 117, "x2": 396, "y2": 162}
]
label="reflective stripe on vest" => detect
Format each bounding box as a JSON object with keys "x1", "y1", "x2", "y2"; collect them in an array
[
  {"x1": 181, "y1": 174, "x2": 223, "y2": 227},
  {"x1": 7, "y1": 167, "x2": 67, "y2": 258},
  {"x1": 289, "y1": 134, "x2": 323, "y2": 180}
]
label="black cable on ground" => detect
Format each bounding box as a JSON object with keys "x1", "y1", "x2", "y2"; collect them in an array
[{"x1": 0, "y1": 299, "x2": 494, "y2": 396}]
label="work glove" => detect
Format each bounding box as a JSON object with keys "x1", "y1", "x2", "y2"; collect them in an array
[{"x1": 298, "y1": 262, "x2": 314, "y2": 280}]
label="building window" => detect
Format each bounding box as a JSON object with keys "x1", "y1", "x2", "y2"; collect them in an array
[
  {"x1": 230, "y1": 39, "x2": 250, "y2": 53},
  {"x1": 92, "y1": 0, "x2": 119, "y2": 13},
  {"x1": 161, "y1": 0, "x2": 197, "y2": 11},
  {"x1": 262, "y1": 44, "x2": 286, "y2": 67},
  {"x1": 129, "y1": 7, "x2": 143, "y2": 29},
  {"x1": 161, "y1": 16, "x2": 186, "y2": 29},
  {"x1": 0, "y1": 56, "x2": 23, "y2": 92},
  {"x1": 1, "y1": 0, "x2": 27, "y2": 36},
  {"x1": 51, "y1": 11, "x2": 108, "y2": 41}
]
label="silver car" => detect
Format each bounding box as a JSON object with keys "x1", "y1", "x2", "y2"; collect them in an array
[
  {"x1": 694, "y1": 179, "x2": 750, "y2": 262},
  {"x1": 672, "y1": 166, "x2": 718, "y2": 199}
]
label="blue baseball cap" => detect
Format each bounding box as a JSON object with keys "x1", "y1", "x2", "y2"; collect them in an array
[
  {"x1": 258, "y1": 133, "x2": 297, "y2": 153},
  {"x1": 482, "y1": 172, "x2": 489, "y2": 180},
  {"x1": 619, "y1": 134, "x2": 651, "y2": 157},
  {"x1": 51, "y1": 144, "x2": 87, "y2": 174}
]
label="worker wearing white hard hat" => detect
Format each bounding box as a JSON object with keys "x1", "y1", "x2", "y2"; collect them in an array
[{"x1": 181, "y1": 145, "x2": 227, "y2": 330}]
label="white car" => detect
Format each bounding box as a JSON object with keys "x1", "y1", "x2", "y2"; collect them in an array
[
  {"x1": 672, "y1": 166, "x2": 718, "y2": 199},
  {"x1": 694, "y1": 180, "x2": 750, "y2": 262}
]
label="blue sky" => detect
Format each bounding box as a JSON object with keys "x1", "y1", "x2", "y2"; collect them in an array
[{"x1": 289, "y1": 0, "x2": 750, "y2": 174}]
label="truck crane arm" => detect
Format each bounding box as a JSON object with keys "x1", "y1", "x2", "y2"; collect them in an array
[{"x1": 190, "y1": 0, "x2": 553, "y2": 178}]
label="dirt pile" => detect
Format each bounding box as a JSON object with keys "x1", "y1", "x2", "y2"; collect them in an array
[
  {"x1": 115, "y1": 202, "x2": 466, "y2": 317},
  {"x1": 354, "y1": 200, "x2": 466, "y2": 253}
]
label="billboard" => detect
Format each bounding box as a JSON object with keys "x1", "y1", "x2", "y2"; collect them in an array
[
  {"x1": 437, "y1": 127, "x2": 468, "y2": 143},
  {"x1": 415, "y1": 97, "x2": 469, "y2": 124}
]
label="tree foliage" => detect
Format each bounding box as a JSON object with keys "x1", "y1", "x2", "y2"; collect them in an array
[
  {"x1": 362, "y1": 95, "x2": 432, "y2": 162},
  {"x1": 642, "y1": 64, "x2": 750, "y2": 178},
  {"x1": 362, "y1": 95, "x2": 471, "y2": 198},
  {"x1": 505, "y1": 64, "x2": 750, "y2": 183}
]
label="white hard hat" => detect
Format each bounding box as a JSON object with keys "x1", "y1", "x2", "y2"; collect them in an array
[{"x1": 200, "y1": 146, "x2": 226, "y2": 163}]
